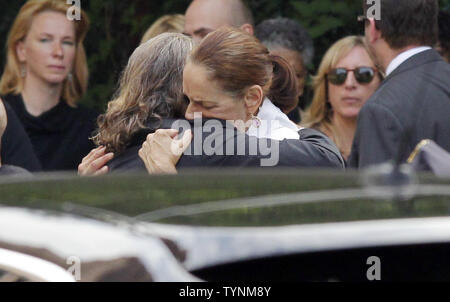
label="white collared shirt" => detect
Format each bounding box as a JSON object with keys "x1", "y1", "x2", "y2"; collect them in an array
[
  {"x1": 246, "y1": 98, "x2": 301, "y2": 141},
  {"x1": 385, "y1": 46, "x2": 432, "y2": 76}
]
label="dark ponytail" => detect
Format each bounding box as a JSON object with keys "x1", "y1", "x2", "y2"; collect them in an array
[{"x1": 267, "y1": 54, "x2": 299, "y2": 114}]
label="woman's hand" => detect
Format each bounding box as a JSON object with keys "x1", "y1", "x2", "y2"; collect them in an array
[
  {"x1": 138, "y1": 129, "x2": 192, "y2": 174},
  {"x1": 78, "y1": 146, "x2": 114, "y2": 176}
]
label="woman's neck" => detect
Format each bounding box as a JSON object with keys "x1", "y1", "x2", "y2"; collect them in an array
[
  {"x1": 331, "y1": 113, "x2": 357, "y2": 160},
  {"x1": 21, "y1": 76, "x2": 62, "y2": 117}
]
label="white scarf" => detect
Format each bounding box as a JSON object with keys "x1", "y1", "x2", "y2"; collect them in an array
[{"x1": 246, "y1": 98, "x2": 302, "y2": 141}]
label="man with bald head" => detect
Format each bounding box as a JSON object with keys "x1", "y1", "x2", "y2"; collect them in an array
[{"x1": 184, "y1": 0, "x2": 254, "y2": 44}]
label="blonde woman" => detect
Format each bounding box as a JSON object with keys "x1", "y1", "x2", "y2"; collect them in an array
[
  {"x1": 0, "y1": 0, "x2": 97, "y2": 171},
  {"x1": 140, "y1": 14, "x2": 185, "y2": 44},
  {"x1": 301, "y1": 36, "x2": 383, "y2": 161}
]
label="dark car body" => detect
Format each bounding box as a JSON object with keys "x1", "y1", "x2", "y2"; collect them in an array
[{"x1": 1, "y1": 169, "x2": 449, "y2": 281}]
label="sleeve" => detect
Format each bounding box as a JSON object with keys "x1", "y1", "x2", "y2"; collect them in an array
[
  {"x1": 1, "y1": 102, "x2": 42, "y2": 172},
  {"x1": 277, "y1": 128, "x2": 345, "y2": 169},
  {"x1": 348, "y1": 102, "x2": 404, "y2": 169},
  {"x1": 177, "y1": 120, "x2": 345, "y2": 169}
]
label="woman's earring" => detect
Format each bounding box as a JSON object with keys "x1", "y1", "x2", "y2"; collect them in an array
[
  {"x1": 251, "y1": 114, "x2": 262, "y2": 128},
  {"x1": 20, "y1": 65, "x2": 26, "y2": 78},
  {"x1": 67, "y1": 72, "x2": 73, "y2": 82}
]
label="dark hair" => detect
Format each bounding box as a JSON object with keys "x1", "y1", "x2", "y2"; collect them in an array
[
  {"x1": 189, "y1": 26, "x2": 298, "y2": 113},
  {"x1": 438, "y1": 10, "x2": 450, "y2": 51},
  {"x1": 268, "y1": 55, "x2": 299, "y2": 113},
  {"x1": 363, "y1": 0, "x2": 439, "y2": 49},
  {"x1": 255, "y1": 17, "x2": 314, "y2": 67}
]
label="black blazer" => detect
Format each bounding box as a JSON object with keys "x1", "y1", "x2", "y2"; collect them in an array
[
  {"x1": 108, "y1": 118, "x2": 345, "y2": 172},
  {"x1": 348, "y1": 49, "x2": 450, "y2": 168}
]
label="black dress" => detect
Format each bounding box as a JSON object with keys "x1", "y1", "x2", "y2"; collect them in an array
[
  {"x1": 1, "y1": 101, "x2": 41, "y2": 172},
  {"x1": 107, "y1": 118, "x2": 345, "y2": 172},
  {"x1": 3, "y1": 94, "x2": 98, "y2": 171}
]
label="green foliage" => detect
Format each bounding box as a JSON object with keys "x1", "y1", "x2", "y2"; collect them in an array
[
  {"x1": 80, "y1": 0, "x2": 191, "y2": 111},
  {"x1": 0, "y1": 0, "x2": 448, "y2": 111},
  {"x1": 287, "y1": 0, "x2": 363, "y2": 68}
]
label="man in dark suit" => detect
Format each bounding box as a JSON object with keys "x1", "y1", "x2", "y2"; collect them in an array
[{"x1": 348, "y1": 0, "x2": 450, "y2": 168}]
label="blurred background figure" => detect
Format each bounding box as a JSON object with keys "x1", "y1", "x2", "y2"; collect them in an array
[
  {"x1": 0, "y1": 99, "x2": 33, "y2": 176},
  {"x1": 301, "y1": 36, "x2": 383, "y2": 161},
  {"x1": 0, "y1": 0, "x2": 97, "y2": 171},
  {"x1": 184, "y1": 0, "x2": 254, "y2": 44},
  {"x1": 255, "y1": 17, "x2": 314, "y2": 123},
  {"x1": 140, "y1": 14, "x2": 185, "y2": 44},
  {"x1": 0, "y1": 97, "x2": 41, "y2": 172},
  {"x1": 436, "y1": 10, "x2": 450, "y2": 62}
]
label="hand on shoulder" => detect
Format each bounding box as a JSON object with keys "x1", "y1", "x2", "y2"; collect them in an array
[{"x1": 138, "y1": 129, "x2": 192, "y2": 174}]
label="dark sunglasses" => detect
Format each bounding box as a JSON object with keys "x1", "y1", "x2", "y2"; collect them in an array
[{"x1": 327, "y1": 67, "x2": 377, "y2": 85}]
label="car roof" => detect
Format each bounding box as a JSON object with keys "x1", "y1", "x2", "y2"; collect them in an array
[{"x1": 0, "y1": 169, "x2": 449, "y2": 227}]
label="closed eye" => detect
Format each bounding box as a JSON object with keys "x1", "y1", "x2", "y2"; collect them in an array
[
  {"x1": 192, "y1": 99, "x2": 215, "y2": 109},
  {"x1": 201, "y1": 102, "x2": 216, "y2": 110}
]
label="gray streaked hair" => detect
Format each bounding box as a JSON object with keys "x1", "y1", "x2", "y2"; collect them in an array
[
  {"x1": 94, "y1": 33, "x2": 194, "y2": 154},
  {"x1": 255, "y1": 17, "x2": 314, "y2": 67}
]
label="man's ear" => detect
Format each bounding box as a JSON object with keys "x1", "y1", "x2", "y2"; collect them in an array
[
  {"x1": 366, "y1": 18, "x2": 381, "y2": 44},
  {"x1": 16, "y1": 41, "x2": 27, "y2": 63},
  {"x1": 239, "y1": 24, "x2": 254, "y2": 36},
  {"x1": 244, "y1": 85, "x2": 263, "y2": 115}
]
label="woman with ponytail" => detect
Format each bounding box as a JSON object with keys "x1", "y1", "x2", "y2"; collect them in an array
[{"x1": 183, "y1": 26, "x2": 301, "y2": 140}]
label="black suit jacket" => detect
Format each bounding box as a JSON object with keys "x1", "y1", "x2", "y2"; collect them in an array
[
  {"x1": 108, "y1": 118, "x2": 345, "y2": 172},
  {"x1": 348, "y1": 49, "x2": 450, "y2": 168}
]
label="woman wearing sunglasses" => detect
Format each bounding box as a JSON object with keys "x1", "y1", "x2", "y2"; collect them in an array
[{"x1": 302, "y1": 36, "x2": 383, "y2": 161}]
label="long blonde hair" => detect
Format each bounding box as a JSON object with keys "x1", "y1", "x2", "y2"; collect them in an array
[
  {"x1": 140, "y1": 14, "x2": 185, "y2": 45},
  {"x1": 302, "y1": 36, "x2": 382, "y2": 151},
  {"x1": 93, "y1": 33, "x2": 193, "y2": 154},
  {"x1": 0, "y1": 0, "x2": 90, "y2": 106}
]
